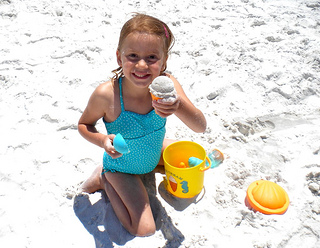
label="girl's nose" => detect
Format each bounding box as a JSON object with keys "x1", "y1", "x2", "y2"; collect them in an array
[{"x1": 136, "y1": 59, "x2": 148, "y2": 69}]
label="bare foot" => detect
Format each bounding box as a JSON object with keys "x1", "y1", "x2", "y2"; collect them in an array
[{"x1": 81, "y1": 165, "x2": 103, "y2": 193}]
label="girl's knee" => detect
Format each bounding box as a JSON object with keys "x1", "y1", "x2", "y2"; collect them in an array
[{"x1": 130, "y1": 221, "x2": 156, "y2": 237}]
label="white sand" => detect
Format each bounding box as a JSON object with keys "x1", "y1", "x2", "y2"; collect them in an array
[{"x1": 1, "y1": 0, "x2": 320, "y2": 247}]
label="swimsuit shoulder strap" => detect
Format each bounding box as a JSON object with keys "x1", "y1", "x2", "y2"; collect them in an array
[{"x1": 118, "y1": 77, "x2": 125, "y2": 112}]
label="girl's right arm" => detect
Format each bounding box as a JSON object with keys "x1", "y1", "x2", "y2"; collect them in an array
[{"x1": 78, "y1": 83, "x2": 122, "y2": 159}]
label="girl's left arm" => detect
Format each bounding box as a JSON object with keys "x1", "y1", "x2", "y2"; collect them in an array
[{"x1": 152, "y1": 75, "x2": 207, "y2": 133}]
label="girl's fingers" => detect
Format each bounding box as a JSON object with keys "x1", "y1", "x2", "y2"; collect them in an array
[
  {"x1": 108, "y1": 150, "x2": 123, "y2": 159},
  {"x1": 104, "y1": 134, "x2": 123, "y2": 159},
  {"x1": 152, "y1": 99, "x2": 180, "y2": 111},
  {"x1": 152, "y1": 98, "x2": 180, "y2": 114}
]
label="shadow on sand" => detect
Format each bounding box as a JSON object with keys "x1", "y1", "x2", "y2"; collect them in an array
[
  {"x1": 73, "y1": 172, "x2": 185, "y2": 248},
  {"x1": 157, "y1": 180, "x2": 205, "y2": 211}
]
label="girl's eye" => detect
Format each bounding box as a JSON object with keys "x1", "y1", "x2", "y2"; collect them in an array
[
  {"x1": 129, "y1": 54, "x2": 138, "y2": 58},
  {"x1": 148, "y1": 55, "x2": 158, "y2": 61}
]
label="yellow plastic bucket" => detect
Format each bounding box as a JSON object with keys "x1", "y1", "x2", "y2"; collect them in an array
[{"x1": 163, "y1": 141, "x2": 211, "y2": 198}]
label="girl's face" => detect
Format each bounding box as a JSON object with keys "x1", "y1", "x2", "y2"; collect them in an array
[{"x1": 116, "y1": 32, "x2": 167, "y2": 88}]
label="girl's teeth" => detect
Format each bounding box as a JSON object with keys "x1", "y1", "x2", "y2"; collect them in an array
[{"x1": 136, "y1": 74, "x2": 147, "y2": 78}]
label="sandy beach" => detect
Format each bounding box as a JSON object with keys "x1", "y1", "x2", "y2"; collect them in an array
[{"x1": 1, "y1": 0, "x2": 320, "y2": 247}]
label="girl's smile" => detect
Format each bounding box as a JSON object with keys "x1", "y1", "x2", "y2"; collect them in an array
[{"x1": 117, "y1": 32, "x2": 167, "y2": 88}]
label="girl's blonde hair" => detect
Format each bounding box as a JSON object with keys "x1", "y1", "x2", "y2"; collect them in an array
[{"x1": 112, "y1": 13, "x2": 175, "y2": 81}]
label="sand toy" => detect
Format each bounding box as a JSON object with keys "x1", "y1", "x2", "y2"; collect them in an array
[
  {"x1": 188, "y1": 149, "x2": 224, "y2": 168},
  {"x1": 163, "y1": 141, "x2": 211, "y2": 198},
  {"x1": 113, "y1": 133, "x2": 129, "y2": 154},
  {"x1": 208, "y1": 149, "x2": 224, "y2": 168},
  {"x1": 149, "y1": 76, "x2": 177, "y2": 102},
  {"x1": 246, "y1": 180, "x2": 289, "y2": 215}
]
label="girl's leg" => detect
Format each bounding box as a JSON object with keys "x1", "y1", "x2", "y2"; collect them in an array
[
  {"x1": 154, "y1": 139, "x2": 176, "y2": 173},
  {"x1": 81, "y1": 139, "x2": 177, "y2": 235},
  {"x1": 102, "y1": 172, "x2": 156, "y2": 237},
  {"x1": 81, "y1": 165, "x2": 103, "y2": 193},
  {"x1": 81, "y1": 167, "x2": 155, "y2": 236}
]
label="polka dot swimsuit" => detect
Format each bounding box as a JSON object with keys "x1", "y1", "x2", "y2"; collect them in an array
[{"x1": 102, "y1": 77, "x2": 166, "y2": 174}]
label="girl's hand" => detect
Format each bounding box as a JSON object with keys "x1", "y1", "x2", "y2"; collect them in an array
[
  {"x1": 103, "y1": 134, "x2": 123, "y2": 159},
  {"x1": 152, "y1": 96, "x2": 181, "y2": 118}
]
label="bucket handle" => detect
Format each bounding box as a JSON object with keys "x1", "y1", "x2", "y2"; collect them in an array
[{"x1": 199, "y1": 156, "x2": 211, "y2": 172}]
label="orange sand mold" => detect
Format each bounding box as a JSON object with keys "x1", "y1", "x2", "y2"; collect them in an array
[
  {"x1": 246, "y1": 180, "x2": 289, "y2": 215},
  {"x1": 151, "y1": 93, "x2": 162, "y2": 101}
]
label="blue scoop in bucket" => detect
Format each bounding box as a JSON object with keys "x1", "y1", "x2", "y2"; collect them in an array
[
  {"x1": 188, "y1": 149, "x2": 224, "y2": 168},
  {"x1": 188, "y1": 157, "x2": 203, "y2": 167}
]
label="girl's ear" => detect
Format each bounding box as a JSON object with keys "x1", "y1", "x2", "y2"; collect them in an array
[
  {"x1": 161, "y1": 55, "x2": 168, "y2": 72},
  {"x1": 116, "y1": 50, "x2": 122, "y2": 67}
]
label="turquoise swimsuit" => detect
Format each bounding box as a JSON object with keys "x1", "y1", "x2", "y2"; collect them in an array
[{"x1": 102, "y1": 77, "x2": 166, "y2": 174}]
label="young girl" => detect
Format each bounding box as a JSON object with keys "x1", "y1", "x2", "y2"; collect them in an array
[{"x1": 78, "y1": 13, "x2": 206, "y2": 237}]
